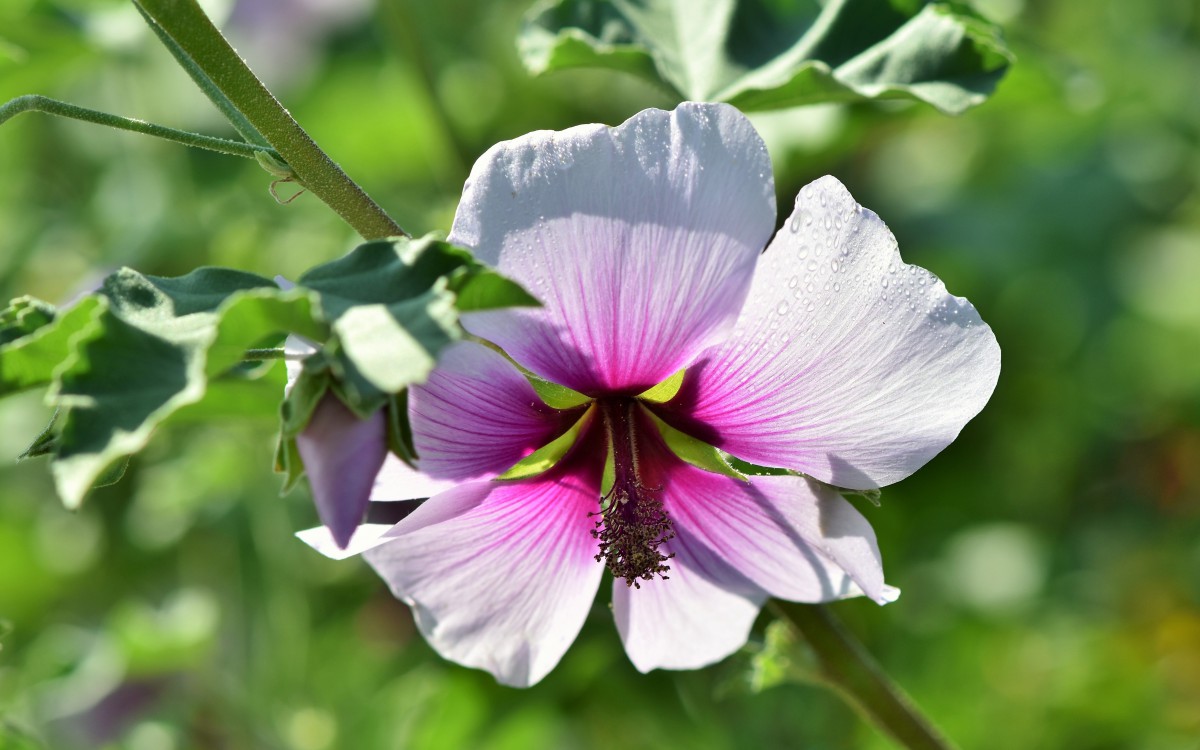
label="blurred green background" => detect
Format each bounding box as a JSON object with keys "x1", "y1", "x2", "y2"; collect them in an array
[{"x1": 2, "y1": 0, "x2": 1198, "y2": 747}]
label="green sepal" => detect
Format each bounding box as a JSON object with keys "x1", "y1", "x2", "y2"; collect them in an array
[
  {"x1": 638, "y1": 368, "x2": 685, "y2": 404},
  {"x1": 840, "y1": 487, "x2": 883, "y2": 507},
  {"x1": 725, "y1": 455, "x2": 797, "y2": 477},
  {"x1": 746, "y1": 619, "x2": 822, "y2": 694},
  {"x1": 646, "y1": 410, "x2": 745, "y2": 481},
  {"x1": 498, "y1": 405, "x2": 594, "y2": 480},
  {"x1": 521, "y1": 0, "x2": 1013, "y2": 115},
  {"x1": 386, "y1": 391, "x2": 419, "y2": 468},
  {"x1": 275, "y1": 354, "x2": 333, "y2": 492},
  {"x1": 527, "y1": 373, "x2": 592, "y2": 409},
  {"x1": 726, "y1": 456, "x2": 885, "y2": 505}
]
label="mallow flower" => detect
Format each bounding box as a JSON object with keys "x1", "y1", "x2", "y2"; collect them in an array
[{"x1": 295, "y1": 102, "x2": 1000, "y2": 687}]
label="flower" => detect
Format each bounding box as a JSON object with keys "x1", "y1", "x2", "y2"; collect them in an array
[{"x1": 297, "y1": 102, "x2": 1000, "y2": 687}]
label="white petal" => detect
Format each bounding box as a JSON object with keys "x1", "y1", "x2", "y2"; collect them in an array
[
  {"x1": 613, "y1": 528, "x2": 765, "y2": 673},
  {"x1": 364, "y1": 474, "x2": 603, "y2": 687},
  {"x1": 676, "y1": 176, "x2": 1000, "y2": 488},
  {"x1": 370, "y1": 455, "x2": 459, "y2": 501},
  {"x1": 449, "y1": 102, "x2": 776, "y2": 394},
  {"x1": 296, "y1": 523, "x2": 394, "y2": 560}
]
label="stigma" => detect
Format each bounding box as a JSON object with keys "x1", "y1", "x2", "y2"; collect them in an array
[{"x1": 591, "y1": 398, "x2": 674, "y2": 587}]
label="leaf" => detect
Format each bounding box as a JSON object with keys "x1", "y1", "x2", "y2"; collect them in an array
[
  {"x1": 447, "y1": 267, "x2": 541, "y2": 312},
  {"x1": 1, "y1": 295, "x2": 56, "y2": 344},
  {"x1": 298, "y1": 236, "x2": 466, "y2": 401},
  {"x1": 520, "y1": 0, "x2": 1013, "y2": 114},
  {"x1": 0, "y1": 296, "x2": 106, "y2": 397},
  {"x1": 47, "y1": 269, "x2": 319, "y2": 508},
  {"x1": 17, "y1": 410, "x2": 59, "y2": 460}
]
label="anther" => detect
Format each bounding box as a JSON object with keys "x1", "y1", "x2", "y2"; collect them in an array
[{"x1": 590, "y1": 398, "x2": 674, "y2": 587}]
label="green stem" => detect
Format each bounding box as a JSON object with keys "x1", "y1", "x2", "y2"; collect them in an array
[
  {"x1": 133, "y1": 1, "x2": 269, "y2": 148},
  {"x1": 242, "y1": 348, "x2": 289, "y2": 361},
  {"x1": 0, "y1": 95, "x2": 275, "y2": 159},
  {"x1": 132, "y1": 0, "x2": 407, "y2": 240},
  {"x1": 770, "y1": 602, "x2": 956, "y2": 750}
]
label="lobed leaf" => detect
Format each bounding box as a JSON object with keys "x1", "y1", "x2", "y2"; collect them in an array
[
  {"x1": 46, "y1": 269, "x2": 319, "y2": 508},
  {"x1": 1, "y1": 235, "x2": 536, "y2": 507},
  {"x1": 521, "y1": 0, "x2": 1013, "y2": 114}
]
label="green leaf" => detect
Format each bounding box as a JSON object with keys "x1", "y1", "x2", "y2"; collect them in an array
[
  {"x1": 521, "y1": 0, "x2": 1013, "y2": 114},
  {"x1": 447, "y1": 267, "x2": 541, "y2": 312},
  {"x1": 1, "y1": 295, "x2": 57, "y2": 344},
  {"x1": 0, "y1": 296, "x2": 106, "y2": 397},
  {"x1": 47, "y1": 268, "x2": 319, "y2": 508},
  {"x1": 298, "y1": 236, "x2": 468, "y2": 401},
  {"x1": 17, "y1": 410, "x2": 59, "y2": 460}
]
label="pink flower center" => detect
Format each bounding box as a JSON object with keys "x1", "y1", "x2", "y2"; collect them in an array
[{"x1": 589, "y1": 397, "x2": 675, "y2": 587}]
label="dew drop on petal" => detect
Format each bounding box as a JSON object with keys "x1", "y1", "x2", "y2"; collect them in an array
[{"x1": 776, "y1": 300, "x2": 790, "y2": 315}]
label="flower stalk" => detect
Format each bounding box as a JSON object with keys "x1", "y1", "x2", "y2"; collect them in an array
[
  {"x1": 132, "y1": 0, "x2": 407, "y2": 240},
  {"x1": 771, "y1": 601, "x2": 957, "y2": 750}
]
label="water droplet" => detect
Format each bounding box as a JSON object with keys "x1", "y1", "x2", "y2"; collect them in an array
[
  {"x1": 833, "y1": 282, "x2": 841, "y2": 292},
  {"x1": 776, "y1": 300, "x2": 790, "y2": 315},
  {"x1": 830, "y1": 260, "x2": 839, "y2": 272},
  {"x1": 797, "y1": 245, "x2": 809, "y2": 260},
  {"x1": 787, "y1": 275, "x2": 799, "y2": 289}
]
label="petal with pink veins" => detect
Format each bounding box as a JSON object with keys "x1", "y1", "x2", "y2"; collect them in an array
[
  {"x1": 410, "y1": 341, "x2": 575, "y2": 481},
  {"x1": 664, "y1": 462, "x2": 896, "y2": 605},
  {"x1": 674, "y1": 176, "x2": 1001, "y2": 489},
  {"x1": 449, "y1": 102, "x2": 776, "y2": 395},
  {"x1": 613, "y1": 528, "x2": 765, "y2": 673},
  {"x1": 363, "y1": 469, "x2": 603, "y2": 687}
]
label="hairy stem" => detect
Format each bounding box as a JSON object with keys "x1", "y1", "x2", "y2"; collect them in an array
[
  {"x1": 0, "y1": 95, "x2": 275, "y2": 159},
  {"x1": 133, "y1": 0, "x2": 407, "y2": 240},
  {"x1": 771, "y1": 602, "x2": 956, "y2": 750},
  {"x1": 241, "y1": 348, "x2": 289, "y2": 361},
  {"x1": 132, "y1": 1, "x2": 269, "y2": 148}
]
